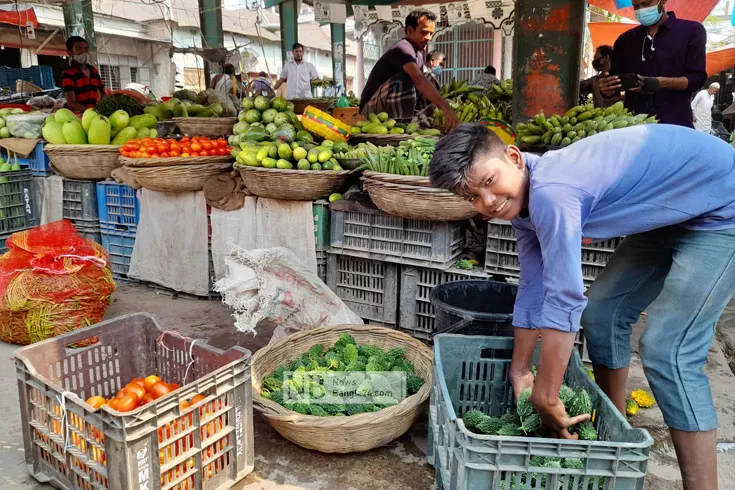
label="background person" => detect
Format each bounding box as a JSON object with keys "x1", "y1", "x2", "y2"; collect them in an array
[
  {"x1": 579, "y1": 45, "x2": 620, "y2": 108},
  {"x1": 599, "y1": 0, "x2": 706, "y2": 127},
  {"x1": 691, "y1": 82, "x2": 720, "y2": 133},
  {"x1": 250, "y1": 71, "x2": 275, "y2": 97},
  {"x1": 60, "y1": 36, "x2": 105, "y2": 111},
  {"x1": 211, "y1": 64, "x2": 239, "y2": 96},
  {"x1": 359, "y1": 10, "x2": 458, "y2": 131},
  {"x1": 472, "y1": 65, "x2": 499, "y2": 89},
  {"x1": 274, "y1": 43, "x2": 319, "y2": 99}
]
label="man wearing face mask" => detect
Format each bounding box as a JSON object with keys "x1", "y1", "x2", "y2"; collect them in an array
[
  {"x1": 599, "y1": 0, "x2": 706, "y2": 127},
  {"x1": 425, "y1": 50, "x2": 445, "y2": 89},
  {"x1": 579, "y1": 45, "x2": 620, "y2": 108},
  {"x1": 60, "y1": 36, "x2": 105, "y2": 112}
]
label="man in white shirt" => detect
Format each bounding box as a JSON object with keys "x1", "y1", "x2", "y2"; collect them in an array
[
  {"x1": 691, "y1": 82, "x2": 720, "y2": 133},
  {"x1": 274, "y1": 43, "x2": 320, "y2": 99}
]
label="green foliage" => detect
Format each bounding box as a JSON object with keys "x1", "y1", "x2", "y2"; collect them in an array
[
  {"x1": 461, "y1": 410, "x2": 487, "y2": 430},
  {"x1": 262, "y1": 376, "x2": 282, "y2": 393},
  {"x1": 343, "y1": 343, "x2": 359, "y2": 365},
  {"x1": 519, "y1": 413, "x2": 541, "y2": 435},
  {"x1": 476, "y1": 416, "x2": 504, "y2": 435},
  {"x1": 385, "y1": 347, "x2": 405, "y2": 366},
  {"x1": 358, "y1": 345, "x2": 384, "y2": 358},
  {"x1": 496, "y1": 424, "x2": 524, "y2": 437},
  {"x1": 577, "y1": 420, "x2": 598, "y2": 441},
  {"x1": 562, "y1": 458, "x2": 584, "y2": 469},
  {"x1": 559, "y1": 384, "x2": 576, "y2": 407},
  {"x1": 406, "y1": 374, "x2": 425, "y2": 396},
  {"x1": 516, "y1": 388, "x2": 534, "y2": 418},
  {"x1": 307, "y1": 404, "x2": 329, "y2": 416},
  {"x1": 569, "y1": 389, "x2": 593, "y2": 417},
  {"x1": 335, "y1": 332, "x2": 357, "y2": 349},
  {"x1": 390, "y1": 358, "x2": 415, "y2": 374},
  {"x1": 307, "y1": 344, "x2": 324, "y2": 358},
  {"x1": 530, "y1": 456, "x2": 562, "y2": 468}
]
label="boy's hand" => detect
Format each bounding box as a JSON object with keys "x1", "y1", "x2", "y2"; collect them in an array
[{"x1": 530, "y1": 394, "x2": 590, "y2": 440}]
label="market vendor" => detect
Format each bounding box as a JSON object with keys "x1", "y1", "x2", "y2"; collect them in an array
[
  {"x1": 274, "y1": 43, "x2": 320, "y2": 99},
  {"x1": 429, "y1": 123, "x2": 735, "y2": 490},
  {"x1": 598, "y1": 0, "x2": 707, "y2": 127},
  {"x1": 60, "y1": 36, "x2": 105, "y2": 112},
  {"x1": 359, "y1": 10, "x2": 459, "y2": 131}
]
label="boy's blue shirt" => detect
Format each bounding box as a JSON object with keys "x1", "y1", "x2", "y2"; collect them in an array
[{"x1": 512, "y1": 124, "x2": 735, "y2": 332}]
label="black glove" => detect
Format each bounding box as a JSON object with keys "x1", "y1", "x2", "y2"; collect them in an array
[{"x1": 640, "y1": 77, "x2": 661, "y2": 94}]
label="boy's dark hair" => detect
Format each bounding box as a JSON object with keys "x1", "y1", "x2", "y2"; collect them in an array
[
  {"x1": 258, "y1": 71, "x2": 267, "y2": 77},
  {"x1": 405, "y1": 10, "x2": 437, "y2": 32},
  {"x1": 292, "y1": 42, "x2": 304, "y2": 51},
  {"x1": 596, "y1": 45, "x2": 614, "y2": 58},
  {"x1": 429, "y1": 123, "x2": 507, "y2": 196},
  {"x1": 484, "y1": 65, "x2": 497, "y2": 75},
  {"x1": 66, "y1": 36, "x2": 87, "y2": 52}
]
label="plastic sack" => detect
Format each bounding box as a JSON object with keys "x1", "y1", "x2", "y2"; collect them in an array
[
  {"x1": 0, "y1": 220, "x2": 116, "y2": 345},
  {"x1": 215, "y1": 246, "x2": 362, "y2": 338},
  {"x1": 5, "y1": 113, "x2": 48, "y2": 139}
]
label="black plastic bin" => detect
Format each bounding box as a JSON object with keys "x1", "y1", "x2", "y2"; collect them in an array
[{"x1": 430, "y1": 280, "x2": 517, "y2": 337}]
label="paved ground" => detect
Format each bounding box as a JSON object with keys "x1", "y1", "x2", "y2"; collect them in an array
[{"x1": 1, "y1": 283, "x2": 733, "y2": 490}]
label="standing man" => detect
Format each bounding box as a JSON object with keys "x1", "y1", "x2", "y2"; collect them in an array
[
  {"x1": 429, "y1": 123, "x2": 735, "y2": 490},
  {"x1": 274, "y1": 43, "x2": 320, "y2": 99},
  {"x1": 691, "y1": 82, "x2": 720, "y2": 134},
  {"x1": 599, "y1": 0, "x2": 707, "y2": 127},
  {"x1": 211, "y1": 64, "x2": 239, "y2": 96},
  {"x1": 579, "y1": 45, "x2": 620, "y2": 108},
  {"x1": 60, "y1": 36, "x2": 105, "y2": 111},
  {"x1": 359, "y1": 10, "x2": 459, "y2": 131}
]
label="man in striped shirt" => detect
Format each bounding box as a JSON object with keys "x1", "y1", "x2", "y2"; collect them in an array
[{"x1": 60, "y1": 36, "x2": 105, "y2": 111}]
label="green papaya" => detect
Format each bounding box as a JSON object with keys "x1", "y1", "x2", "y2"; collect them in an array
[{"x1": 87, "y1": 117, "x2": 111, "y2": 145}]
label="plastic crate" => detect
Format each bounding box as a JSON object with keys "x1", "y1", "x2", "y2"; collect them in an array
[
  {"x1": 326, "y1": 252, "x2": 398, "y2": 326},
  {"x1": 484, "y1": 219, "x2": 624, "y2": 283},
  {"x1": 313, "y1": 200, "x2": 330, "y2": 251},
  {"x1": 96, "y1": 181, "x2": 140, "y2": 228},
  {"x1": 0, "y1": 168, "x2": 37, "y2": 234},
  {"x1": 1, "y1": 141, "x2": 52, "y2": 177},
  {"x1": 398, "y1": 265, "x2": 490, "y2": 341},
  {"x1": 75, "y1": 221, "x2": 102, "y2": 244},
  {"x1": 15, "y1": 312, "x2": 254, "y2": 490},
  {"x1": 316, "y1": 249, "x2": 327, "y2": 283},
  {"x1": 63, "y1": 178, "x2": 99, "y2": 222},
  {"x1": 330, "y1": 208, "x2": 464, "y2": 268},
  {"x1": 100, "y1": 222, "x2": 136, "y2": 279},
  {"x1": 428, "y1": 334, "x2": 652, "y2": 490}
]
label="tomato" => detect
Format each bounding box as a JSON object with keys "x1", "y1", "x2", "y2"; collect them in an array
[
  {"x1": 219, "y1": 148, "x2": 229, "y2": 155},
  {"x1": 140, "y1": 152, "x2": 151, "y2": 158},
  {"x1": 190, "y1": 152, "x2": 200, "y2": 157},
  {"x1": 180, "y1": 400, "x2": 190, "y2": 410},
  {"x1": 130, "y1": 378, "x2": 146, "y2": 389},
  {"x1": 107, "y1": 398, "x2": 119, "y2": 410},
  {"x1": 190, "y1": 142, "x2": 202, "y2": 152},
  {"x1": 202, "y1": 142, "x2": 213, "y2": 151},
  {"x1": 144, "y1": 375, "x2": 162, "y2": 391},
  {"x1": 168, "y1": 383, "x2": 181, "y2": 391},
  {"x1": 150, "y1": 154, "x2": 160, "y2": 158},
  {"x1": 181, "y1": 152, "x2": 190, "y2": 157},
  {"x1": 117, "y1": 393, "x2": 139, "y2": 412},
  {"x1": 160, "y1": 152, "x2": 170, "y2": 158},
  {"x1": 156, "y1": 143, "x2": 168, "y2": 153},
  {"x1": 170, "y1": 150, "x2": 181, "y2": 157},
  {"x1": 190, "y1": 394, "x2": 206, "y2": 405},
  {"x1": 123, "y1": 384, "x2": 147, "y2": 401},
  {"x1": 199, "y1": 150, "x2": 209, "y2": 156},
  {"x1": 120, "y1": 151, "x2": 130, "y2": 158},
  {"x1": 150, "y1": 381, "x2": 174, "y2": 399},
  {"x1": 169, "y1": 141, "x2": 181, "y2": 152},
  {"x1": 86, "y1": 396, "x2": 106, "y2": 409},
  {"x1": 142, "y1": 393, "x2": 155, "y2": 405}
]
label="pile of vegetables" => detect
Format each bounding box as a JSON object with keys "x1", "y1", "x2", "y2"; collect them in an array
[
  {"x1": 42, "y1": 108, "x2": 157, "y2": 146},
  {"x1": 0, "y1": 108, "x2": 26, "y2": 139},
  {"x1": 95, "y1": 93, "x2": 145, "y2": 118},
  {"x1": 462, "y1": 384, "x2": 597, "y2": 440},
  {"x1": 234, "y1": 138, "x2": 345, "y2": 171},
  {"x1": 354, "y1": 137, "x2": 438, "y2": 176},
  {"x1": 260, "y1": 332, "x2": 425, "y2": 416},
  {"x1": 231, "y1": 95, "x2": 301, "y2": 146},
  {"x1": 434, "y1": 79, "x2": 513, "y2": 127},
  {"x1": 119, "y1": 136, "x2": 232, "y2": 159},
  {"x1": 145, "y1": 89, "x2": 239, "y2": 120},
  {"x1": 626, "y1": 388, "x2": 656, "y2": 416},
  {"x1": 516, "y1": 101, "x2": 658, "y2": 147},
  {"x1": 351, "y1": 113, "x2": 440, "y2": 136},
  {"x1": 82, "y1": 374, "x2": 192, "y2": 413}
]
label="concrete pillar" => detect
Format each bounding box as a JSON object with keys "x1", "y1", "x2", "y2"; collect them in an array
[
  {"x1": 501, "y1": 21, "x2": 514, "y2": 80},
  {"x1": 512, "y1": 0, "x2": 586, "y2": 124},
  {"x1": 330, "y1": 23, "x2": 346, "y2": 92},
  {"x1": 199, "y1": 0, "x2": 223, "y2": 87},
  {"x1": 492, "y1": 29, "x2": 503, "y2": 78},
  {"x1": 279, "y1": 0, "x2": 298, "y2": 65}
]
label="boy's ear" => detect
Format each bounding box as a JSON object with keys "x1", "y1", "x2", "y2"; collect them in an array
[{"x1": 505, "y1": 145, "x2": 524, "y2": 170}]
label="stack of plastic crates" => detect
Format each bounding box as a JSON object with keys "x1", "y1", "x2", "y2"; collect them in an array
[
  {"x1": 1, "y1": 141, "x2": 53, "y2": 177},
  {"x1": 428, "y1": 334, "x2": 653, "y2": 490},
  {"x1": 97, "y1": 181, "x2": 140, "y2": 280},
  {"x1": 0, "y1": 169, "x2": 38, "y2": 252},
  {"x1": 15, "y1": 313, "x2": 254, "y2": 490},
  {"x1": 63, "y1": 179, "x2": 101, "y2": 243}
]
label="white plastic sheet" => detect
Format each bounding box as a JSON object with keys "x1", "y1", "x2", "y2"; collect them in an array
[{"x1": 127, "y1": 189, "x2": 210, "y2": 296}]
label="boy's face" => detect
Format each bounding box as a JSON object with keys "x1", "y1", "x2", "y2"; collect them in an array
[{"x1": 463, "y1": 146, "x2": 528, "y2": 220}]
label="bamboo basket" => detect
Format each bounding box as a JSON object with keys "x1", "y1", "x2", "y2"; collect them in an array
[
  {"x1": 173, "y1": 117, "x2": 238, "y2": 138},
  {"x1": 361, "y1": 175, "x2": 477, "y2": 221},
  {"x1": 251, "y1": 324, "x2": 433, "y2": 453},
  {"x1": 120, "y1": 155, "x2": 232, "y2": 168},
  {"x1": 45, "y1": 144, "x2": 121, "y2": 180},
  {"x1": 124, "y1": 161, "x2": 233, "y2": 192},
  {"x1": 237, "y1": 165, "x2": 350, "y2": 201}
]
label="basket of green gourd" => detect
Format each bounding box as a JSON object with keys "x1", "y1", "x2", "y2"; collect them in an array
[
  {"x1": 251, "y1": 324, "x2": 433, "y2": 453},
  {"x1": 349, "y1": 112, "x2": 440, "y2": 145},
  {"x1": 429, "y1": 334, "x2": 653, "y2": 490}
]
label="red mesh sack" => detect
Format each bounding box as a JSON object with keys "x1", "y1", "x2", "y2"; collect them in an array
[{"x1": 0, "y1": 220, "x2": 116, "y2": 345}]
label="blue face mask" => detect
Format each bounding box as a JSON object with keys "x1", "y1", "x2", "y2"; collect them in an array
[
  {"x1": 635, "y1": 2, "x2": 663, "y2": 26},
  {"x1": 432, "y1": 66, "x2": 442, "y2": 76}
]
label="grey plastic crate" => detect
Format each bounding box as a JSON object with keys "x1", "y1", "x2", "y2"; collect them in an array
[
  {"x1": 75, "y1": 221, "x2": 102, "y2": 245},
  {"x1": 428, "y1": 334, "x2": 652, "y2": 490},
  {"x1": 399, "y1": 265, "x2": 489, "y2": 341},
  {"x1": 326, "y1": 252, "x2": 398, "y2": 326},
  {"x1": 63, "y1": 178, "x2": 99, "y2": 222},
  {"x1": 330, "y1": 208, "x2": 464, "y2": 268},
  {"x1": 484, "y1": 219, "x2": 624, "y2": 283},
  {"x1": 316, "y1": 250, "x2": 327, "y2": 283},
  {"x1": 15, "y1": 312, "x2": 254, "y2": 490}
]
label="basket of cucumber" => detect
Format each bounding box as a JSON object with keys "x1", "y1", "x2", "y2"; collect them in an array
[{"x1": 350, "y1": 113, "x2": 441, "y2": 146}]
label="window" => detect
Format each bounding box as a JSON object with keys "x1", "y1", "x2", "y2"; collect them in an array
[
  {"x1": 99, "y1": 65, "x2": 121, "y2": 90},
  {"x1": 130, "y1": 66, "x2": 138, "y2": 84}
]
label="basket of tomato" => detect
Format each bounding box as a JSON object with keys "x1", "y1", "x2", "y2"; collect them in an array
[
  {"x1": 14, "y1": 312, "x2": 254, "y2": 490},
  {"x1": 119, "y1": 136, "x2": 235, "y2": 192}
]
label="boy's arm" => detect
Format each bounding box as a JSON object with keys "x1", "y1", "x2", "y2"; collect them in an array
[{"x1": 526, "y1": 185, "x2": 594, "y2": 436}]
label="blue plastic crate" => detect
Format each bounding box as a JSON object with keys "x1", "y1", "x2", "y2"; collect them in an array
[
  {"x1": 0, "y1": 66, "x2": 55, "y2": 90},
  {"x1": 0, "y1": 68, "x2": 21, "y2": 89},
  {"x1": 96, "y1": 181, "x2": 140, "y2": 228},
  {"x1": 100, "y1": 222, "x2": 137, "y2": 279},
  {"x1": 1, "y1": 141, "x2": 52, "y2": 177}
]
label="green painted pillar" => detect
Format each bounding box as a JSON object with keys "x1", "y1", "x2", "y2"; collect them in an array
[
  {"x1": 199, "y1": 0, "x2": 223, "y2": 88},
  {"x1": 330, "y1": 23, "x2": 346, "y2": 91},
  {"x1": 512, "y1": 0, "x2": 586, "y2": 124},
  {"x1": 279, "y1": 0, "x2": 298, "y2": 65},
  {"x1": 63, "y1": 0, "x2": 96, "y2": 51}
]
